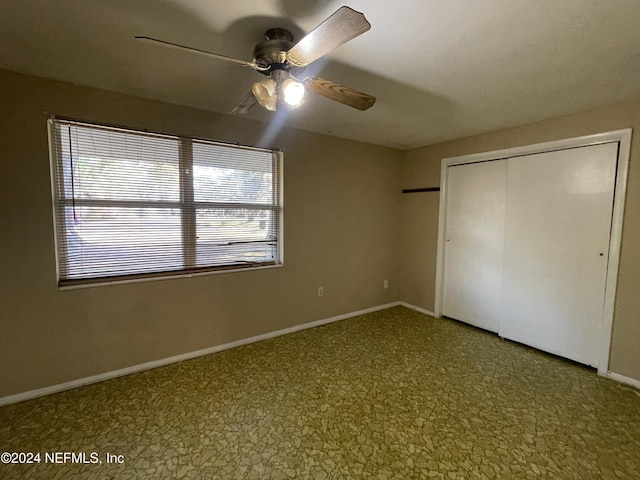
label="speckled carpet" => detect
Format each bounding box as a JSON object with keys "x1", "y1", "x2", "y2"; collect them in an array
[{"x1": 1, "y1": 306, "x2": 639, "y2": 479}]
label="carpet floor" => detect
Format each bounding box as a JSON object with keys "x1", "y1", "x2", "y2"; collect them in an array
[{"x1": 1, "y1": 306, "x2": 639, "y2": 479}]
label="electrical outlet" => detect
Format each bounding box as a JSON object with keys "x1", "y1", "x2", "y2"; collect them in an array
[
  {"x1": 384, "y1": 280, "x2": 389, "y2": 289},
  {"x1": 318, "y1": 286, "x2": 324, "y2": 297}
]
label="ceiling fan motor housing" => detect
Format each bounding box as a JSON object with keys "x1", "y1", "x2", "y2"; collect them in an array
[{"x1": 253, "y1": 28, "x2": 295, "y2": 74}]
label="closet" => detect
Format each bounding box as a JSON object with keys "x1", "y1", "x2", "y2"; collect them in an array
[
  {"x1": 442, "y1": 160, "x2": 506, "y2": 333},
  {"x1": 438, "y1": 135, "x2": 628, "y2": 369}
]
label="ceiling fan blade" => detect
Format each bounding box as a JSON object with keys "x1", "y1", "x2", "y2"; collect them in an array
[
  {"x1": 286, "y1": 6, "x2": 371, "y2": 67},
  {"x1": 135, "y1": 36, "x2": 260, "y2": 70},
  {"x1": 229, "y1": 90, "x2": 259, "y2": 115},
  {"x1": 305, "y1": 77, "x2": 376, "y2": 111}
]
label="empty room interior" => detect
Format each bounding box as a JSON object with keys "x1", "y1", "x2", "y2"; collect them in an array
[{"x1": 1, "y1": 1, "x2": 639, "y2": 478}]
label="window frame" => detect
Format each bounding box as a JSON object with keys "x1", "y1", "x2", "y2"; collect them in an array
[{"x1": 48, "y1": 117, "x2": 284, "y2": 289}]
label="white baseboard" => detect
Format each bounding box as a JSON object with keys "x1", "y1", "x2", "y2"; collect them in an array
[
  {"x1": 0, "y1": 302, "x2": 401, "y2": 407},
  {"x1": 604, "y1": 371, "x2": 640, "y2": 392},
  {"x1": 398, "y1": 301, "x2": 435, "y2": 317},
  {"x1": 5, "y1": 302, "x2": 635, "y2": 407}
]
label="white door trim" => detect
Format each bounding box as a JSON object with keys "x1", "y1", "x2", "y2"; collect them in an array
[{"x1": 434, "y1": 129, "x2": 632, "y2": 375}]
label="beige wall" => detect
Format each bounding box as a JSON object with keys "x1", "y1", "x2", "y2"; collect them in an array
[
  {"x1": 2, "y1": 65, "x2": 637, "y2": 399},
  {"x1": 0, "y1": 69, "x2": 403, "y2": 398},
  {"x1": 400, "y1": 99, "x2": 640, "y2": 382}
]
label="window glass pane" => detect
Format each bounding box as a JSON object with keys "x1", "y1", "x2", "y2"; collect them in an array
[
  {"x1": 196, "y1": 208, "x2": 277, "y2": 266},
  {"x1": 50, "y1": 119, "x2": 282, "y2": 285},
  {"x1": 60, "y1": 125, "x2": 180, "y2": 202},
  {"x1": 60, "y1": 206, "x2": 183, "y2": 279},
  {"x1": 193, "y1": 141, "x2": 274, "y2": 204}
]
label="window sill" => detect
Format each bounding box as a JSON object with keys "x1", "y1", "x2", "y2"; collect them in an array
[{"x1": 57, "y1": 263, "x2": 284, "y2": 290}]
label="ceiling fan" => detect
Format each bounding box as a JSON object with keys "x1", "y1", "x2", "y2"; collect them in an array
[{"x1": 136, "y1": 6, "x2": 376, "y2": 115}]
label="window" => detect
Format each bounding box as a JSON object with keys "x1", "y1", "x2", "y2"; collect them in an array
[{"x1": 49, "y1": 118, "x2": 283, "y2": 287}]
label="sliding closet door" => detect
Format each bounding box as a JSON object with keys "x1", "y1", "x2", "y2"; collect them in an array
[
  {"x1": 499, "y1": 143, "x2": 618, "y2": 367},
  {"x1": 442, "y1": 160, "x2": 507, "y2": 332}
]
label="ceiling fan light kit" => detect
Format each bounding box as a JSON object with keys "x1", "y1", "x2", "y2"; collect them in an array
[
  {"x1": 281, "y1": 77, "x2": 305, "y2": 107},
  {"x1": 252, "y1": 70, "x2": 306, "y2": 112},
  {"x1": 136, "y1": 6, "x2": 376, "y2": 115},
  {"x1": 252, "y1": 77, "x2": 277, "y2": 111}
]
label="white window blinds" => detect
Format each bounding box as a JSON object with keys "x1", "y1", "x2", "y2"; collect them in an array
[{"x1": 49, "y1": 119, "x2": 282, "y2": 287}]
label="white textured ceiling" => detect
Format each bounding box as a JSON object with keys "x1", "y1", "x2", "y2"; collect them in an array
[{"x1": 1, "y1": 0, "x2": 640, "y2": 149}]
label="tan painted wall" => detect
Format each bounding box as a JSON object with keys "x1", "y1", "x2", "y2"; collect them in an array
[
  {"x1": 3, "y1": 65, "x2": 637, "y2": 399},
  {"x1": 0, "y1": 69, "x2": 403, "y2": 398},
  {"x1": 400, "y1": 99, "x2": 640, "y2": 382}
]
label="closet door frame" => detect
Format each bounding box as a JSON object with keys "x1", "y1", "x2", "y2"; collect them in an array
[{"x1": 434, "y1": 129, "x2": 632, "y2": 376}]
